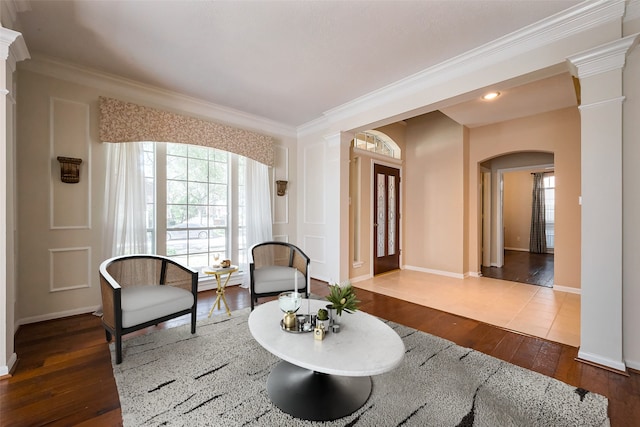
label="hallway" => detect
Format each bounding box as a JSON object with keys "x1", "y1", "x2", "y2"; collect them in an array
[
  {"x1": 353, "y1": 269, "x2": 579, "y2": 347},
  {"x1": 481, "y1": 250, "x2": 554, "y2": 288}
]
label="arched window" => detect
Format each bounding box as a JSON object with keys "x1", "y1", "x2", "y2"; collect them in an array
[{"x1": 352, "y1": 130, "x2": 401, "y2": 159}]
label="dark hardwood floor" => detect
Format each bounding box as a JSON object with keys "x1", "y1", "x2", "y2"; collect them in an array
[
  {"x1": 1, "y1": 280, "x2": 638, "y2": 426},
  {"x1": 481, "y1": 249, "x2": 554, "y2": 287}
]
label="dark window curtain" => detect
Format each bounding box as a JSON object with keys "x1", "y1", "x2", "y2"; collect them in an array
[{"x1": 529, "y1": 172, "x2": 547, "y2": 254}]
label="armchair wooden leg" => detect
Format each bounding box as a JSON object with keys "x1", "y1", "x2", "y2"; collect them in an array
[
  {"x1": 191, "y1": 307, "x2": 196, "y2": 334},
  {"x1": 105, "y1": 329, "x2": 112, "y2": 342},
  {"x1": 115, "y1": 332, "x2": 123, "y2": 365}
]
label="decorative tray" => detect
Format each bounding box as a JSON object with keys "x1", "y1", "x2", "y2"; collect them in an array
[{"x1": 280, "y1": 317, "x2": 313, "y2": 334}]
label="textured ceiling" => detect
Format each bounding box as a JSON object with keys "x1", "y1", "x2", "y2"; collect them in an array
[{"x1": 14, "y1": 0, "x2": 582, "y2": 128}]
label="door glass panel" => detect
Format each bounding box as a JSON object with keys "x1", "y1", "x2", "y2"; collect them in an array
[
  {"x1": 387, "y1": 176, "x2": 395, "y2": 256},
  {"x1": 377, "y1": 173, "x2": 386, "y2": 258}
]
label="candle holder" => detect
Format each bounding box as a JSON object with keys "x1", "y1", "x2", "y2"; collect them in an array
[{"x1": 278, "y1": 291, "x2": 301, "y2": 313}]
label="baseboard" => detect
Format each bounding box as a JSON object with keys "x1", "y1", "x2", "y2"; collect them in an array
[
  {"x1": 17, "y1": 305, "x2": 102, "y2": 327},
  {"x1": 553, "y1": 285, "x2": 581, "y2": 294},
  {"x1": 577, "y1": 350, "x2": 627, "y2": 373},
  {"x1": 403, "y1": 265, "x2": 465, "y2": 279},
  {"x1": 0, "y1": 352, "x2": 18, "y2": 378},
  {"x1": 504, "y1": 247, "x2": 529, "y2": 252},
  {"x1": 625, "y1": 359, "x2": 640, "y2": 371},
  {"x1": 468, "y1": 271, "x2": 482, "y2": 278},
  {"x1": 349, "y1": 274, "x2": 372, "y2": 283}
]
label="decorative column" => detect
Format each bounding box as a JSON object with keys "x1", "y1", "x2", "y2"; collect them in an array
[
  {"x1": 0, "y1": 26, "x2": 29, "y2": 377},
  {"x1": 323, "y1": 132, "x2": 351, "y2": 283},
  {"x1": 567, "y1": 33, "x2": 639, "y2": 372}
]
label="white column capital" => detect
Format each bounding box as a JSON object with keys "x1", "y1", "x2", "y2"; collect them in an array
[
  {"x1": 567, "y1": 32, "x2": 640, "y2": 79},
  {"x1": 0, "y1": 26, "x2": 29, "y2": 72}
]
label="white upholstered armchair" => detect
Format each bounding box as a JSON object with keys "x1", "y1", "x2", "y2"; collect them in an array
[
  {"x1": 99, "y1": 254, "x2": 198, "y2": 364},
  {"x1": 249, "y1": 242, "x2": 311, "y2": 310}
]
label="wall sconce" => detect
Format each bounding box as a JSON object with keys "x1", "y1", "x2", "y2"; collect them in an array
[
  {"x1": 276, "y1": 180, "x2": 288, "y2": 196},
  {"x1": 57, "y1": 156, "x2": 83, "y2": 183}
]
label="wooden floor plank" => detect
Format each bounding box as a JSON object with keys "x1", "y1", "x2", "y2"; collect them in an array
[{"x1": 0, "y1": 282, "x2": 638, "y2": 426}]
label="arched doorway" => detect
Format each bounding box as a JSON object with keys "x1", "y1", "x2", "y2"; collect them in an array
[
  {"x1": 479, "y1": 152, "x2": 555, "y2": 287},
  {"x1": 349, "y1": 129, "x2": 403, "y2": 279}
]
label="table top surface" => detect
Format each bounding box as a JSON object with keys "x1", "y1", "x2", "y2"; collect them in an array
[
  {"x1": 248, "y1": 299, "x2": 405, "y2": 377},
  {"x1": 203, "y1": 265, "x2": 238, "y2": 275}
]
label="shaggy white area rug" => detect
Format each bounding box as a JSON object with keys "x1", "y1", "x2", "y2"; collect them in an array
[{"x1": 111, "y1": 309, "x2": 609, "y2": 426}]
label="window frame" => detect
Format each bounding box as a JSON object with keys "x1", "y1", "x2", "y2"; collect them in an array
[{"x1": 143, "y1": 142, "x2": 247, "y2": 284}]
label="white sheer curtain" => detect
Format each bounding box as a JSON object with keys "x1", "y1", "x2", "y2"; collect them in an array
[
  {"x1": 102, "y1": 142, "x2": 149, "y2": 259},
  {"x1": 242, "y1": 158, "x2": 273, "y2": 287}
]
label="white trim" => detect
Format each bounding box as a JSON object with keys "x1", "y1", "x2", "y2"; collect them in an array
[
  {"x1": 16, "y1": 305, "x2": 102, "y2": 327},
  {"x1": 567, "y1": 32, "x2": 640, "y2": 78},
  {"x1": 48, "y1": 97, "x2": 92, "y2": 230},
  {"x1": 302, "y1": 141, "x2": 326, "y2": 225},
  {"x1": 468, "y1": 271, "x2": 482, "y2": 278},
  {"x1": 353, "y1": 147, "x2": 403, "y2": 165},
  {"x1": 349, "y1": 273, "x2": 371, "y2": 283},
  {"x1": 504, "y1": 247, "x2": 530, "y2": 252},
  {"x1": 49, "y1": 247, "x2": 92, "y2": 292},
  {"x1": 322, "y1": 0, "x2": 626, "y2": 125},
  {"x1": 0, "y1": 26, "x2": 30, "y2": 67},
  {"x1": 0, "y1": 352, "x2": 17, "y2": 377},
  {"x1": 578, "y1": 96, "x2": 626, "y2": 111},
  {"x1": 304, "y1": 234, "x2": 327, "y2": 264},
  {"x1": 625, "y1": 359, "x2": 640, "y2": 371},
  {"x1": 553, "y1": 284, "x2": 581, "y2": 294},
  {"x1": 272, "y1": 145, "x2": 289, "y2": 225},
  {"x1": 577, "y1": 350, "x2": 626, "y2": 372},
  {"x1": 495, "y1": 163, "x2": 554, "y2": 268},
  {"x1": 20, "y1": 54, "x2": 296, "y2": 138},
  {"x1": 404, "y1": 264, "x2": 465, "y2": 279}
]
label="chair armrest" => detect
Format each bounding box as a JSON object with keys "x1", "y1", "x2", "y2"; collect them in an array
[
  {"x1": 99, "y1": 267, "x2": 120, "y2": 330},
  {"x1": 162, "y1": 257, "x2": 199, "y2": 296}
]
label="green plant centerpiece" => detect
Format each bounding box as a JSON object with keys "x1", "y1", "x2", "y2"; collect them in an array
[{"x1": 326, "y1": 281, "x2": 359, "y2": 316}]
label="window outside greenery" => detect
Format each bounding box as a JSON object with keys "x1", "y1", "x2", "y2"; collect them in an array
[{"x1": 143, "y1": 142, "x2": 246, "y2": 275}]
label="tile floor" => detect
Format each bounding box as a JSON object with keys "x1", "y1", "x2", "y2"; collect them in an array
[{"x1": 354, "y1": 269, "x2": 580, "y2": 347}]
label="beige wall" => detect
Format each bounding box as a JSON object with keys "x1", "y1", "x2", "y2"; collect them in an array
[
  {"x1": 469, "y1": 107, "x2": 581, "y2": 288},
  {"x1": 348, "y1": 108, "x2": 579, "y2": 287},
  {"x1": 15, "y1": 68, "x2": 297, "y2": 323},
  {"x1": 404, "y1": 112, "x2": 467, "y2": 276}
]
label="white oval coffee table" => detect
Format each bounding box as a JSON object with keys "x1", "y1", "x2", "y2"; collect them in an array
[{"x1": 248, "y1": 298, "x2": 405, "y2": 421}]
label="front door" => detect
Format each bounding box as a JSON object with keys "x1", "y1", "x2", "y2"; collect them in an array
[{"x1": 373, "y1": 164, "x2": 400, "y2": 275}]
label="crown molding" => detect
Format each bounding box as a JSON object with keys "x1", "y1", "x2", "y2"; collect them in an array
[
  {"x1": 322, "y1": 0, "x2": 626, "y2": 127},
  {"x1": 625, "y1": 0, "x2": 640, "y2": 22},
  {"x1": 567, "y1": 32, "x2": 640, "y2": 78},
  {"x1": 19, "y1": 53, "x2": 297, "y2": 139},
  {"x1": 297, "y1": 114, "x2": 329, "y2": 138}
]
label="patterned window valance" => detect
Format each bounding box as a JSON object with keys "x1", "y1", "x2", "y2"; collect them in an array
[{"x1": 98, "y1": 96, "x2": 275, "y2": 166}]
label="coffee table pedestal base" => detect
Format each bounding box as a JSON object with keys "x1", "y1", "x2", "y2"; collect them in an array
[{"x1": 266, "y1": 361, "x2": 372, "y2": 421}]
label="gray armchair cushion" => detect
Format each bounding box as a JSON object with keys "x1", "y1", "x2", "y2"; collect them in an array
[
  {"x1": 252, "y1": 266, "x2": 305, "y2": 294},
  {"x1": 121, "y1": 285, "x2": 194, "y2": 328}
]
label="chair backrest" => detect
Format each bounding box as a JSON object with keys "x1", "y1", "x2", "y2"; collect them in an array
[
  {"x1": 100, "y1": 254, "x2": 195, "y2": 293},
  {"x1": 251, "y1": 242, "x2": 310, "y2": 278}
]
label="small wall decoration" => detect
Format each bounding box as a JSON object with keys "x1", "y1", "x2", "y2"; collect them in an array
[
  {"x1": 276, "y1": 180, "x2": 288, "y2": 196},
  {"x1": 57, "y1": 157, "x2": 83, "y2": 183}
]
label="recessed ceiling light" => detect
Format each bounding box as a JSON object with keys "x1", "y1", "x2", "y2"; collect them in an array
[{"x1": 482, "y1": 92, "x2": 500, "y2": 101}]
